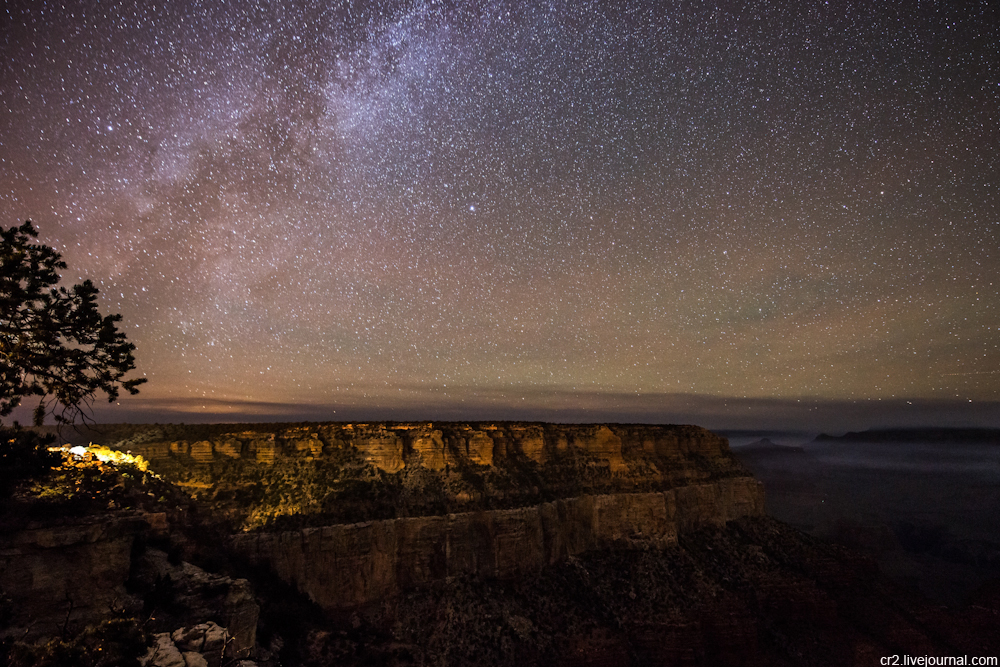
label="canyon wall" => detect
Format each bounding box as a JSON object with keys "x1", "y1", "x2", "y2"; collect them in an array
[
  {"x1": 97, "y1": 422, "x2": 763, "y2": 612},
  {"x1": 0, "y1": 516, "x2": 146, "y2": 638},
  {"x1": 0, "y1": 512, "x2": 259, "y2": 649},
  {"x1": 121, "y1": 422, "x2": 733, "y2": 476},
  {"x1": 231, "y1": 479, "x2": 763, "y2": 610}
]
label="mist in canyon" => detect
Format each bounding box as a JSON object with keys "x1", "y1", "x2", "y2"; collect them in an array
[{"x1": 730, "y1": 429, "x2": 1000, "y2": 606}]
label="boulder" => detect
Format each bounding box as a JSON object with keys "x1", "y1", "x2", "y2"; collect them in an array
[
  {"x1": 182, "y1": 653, "x2": 208, "y2": 667},
  {"x1": 142, "y1": 633, "x2": 185, "y2": 667},
  {"x1": 132, "y1": 549, "x2": 258, "y2": 656}
]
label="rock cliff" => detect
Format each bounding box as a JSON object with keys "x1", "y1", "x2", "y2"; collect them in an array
[
  {"x1": 0, "y1": 515, "x2": 146, "y2": 638},
  {"x1": 114, "y1": 422, "x2": 750, "y2": 525},
  {"x1": 118, "y1": 421, "x2": 732, "y2": 474},
  {"x1": 232, "y1": 479, "x2": 762, "y2": 610},
  {"x1": 98, "y1": 422, "x2": 763, "y2": 612},
  {"x1": 5, "y1": 422, "x2": 997, "y2": 665}
]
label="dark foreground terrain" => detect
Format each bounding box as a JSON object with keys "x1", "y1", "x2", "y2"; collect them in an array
[
  {"x1": 290, "y1": 515, "x2": 999, "y2": 666},
  {"x1": 1, "y1": 423, "x2": 997, "y2": 666}
]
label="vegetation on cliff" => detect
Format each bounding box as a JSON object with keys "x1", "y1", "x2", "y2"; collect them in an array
[
  {"x1": 5, "y1": 617, "x2": 149, "y2": 667},
  {"x1": 0, "y1": 445, "x2": 186, "y2": 529},
  {"x1": 65, "y1": 422, "x2": 753, "y2": 532}
]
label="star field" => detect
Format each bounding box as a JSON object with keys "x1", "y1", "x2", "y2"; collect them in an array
[{"x1": 2, "y1": 1, "x2": 998, "y2": 427}]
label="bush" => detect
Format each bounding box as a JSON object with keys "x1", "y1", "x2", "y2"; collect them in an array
[
  {"x1": 4, "y1": 617, "x2": 149, "y2": 667},
  {"x1": 0, "y1": 426, "x2": 58, "y2": 497}
]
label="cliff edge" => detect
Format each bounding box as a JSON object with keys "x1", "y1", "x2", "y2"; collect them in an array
[
  {"x1": 5, "y1": 422, "x2": 997, "y2": 665},
  {"x1": 111, "y1": 421, "x2": 756, "y2": 525},
  {"x1": 107, "y1": 422, "x2": 763, "y2": 611}
]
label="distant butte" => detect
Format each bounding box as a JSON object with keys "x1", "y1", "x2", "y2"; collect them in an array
[{"x1": 814, "y1": 427, "x2": 1000, "y2": 444}]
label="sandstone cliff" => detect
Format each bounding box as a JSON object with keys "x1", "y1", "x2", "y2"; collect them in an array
[
  {"x1": 111, "y1": 422, "x2": 732, "y2": 470},
  {"x1": 0, "y1": 515, "x2": 145, "y2": 638},
  {"x1": 5, "y1": 422, "x2": 997, "y2": 666},
  {"x1": 91, "y1": 422, "x2": 764, "y2": 613},
  {"x1": 111, "y1": 422, "x2": 752, "y2": 529},
  {"x1": 232, "y1": 479, "x2": 762, "y2": 610}
]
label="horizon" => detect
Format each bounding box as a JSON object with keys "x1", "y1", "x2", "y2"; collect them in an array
[
  {"x1": 3, "y1": 2, "x2": 997, "y2": 424},
  {"x1": 14, "y1": 393, "x2": 1000, "y2": 434}
]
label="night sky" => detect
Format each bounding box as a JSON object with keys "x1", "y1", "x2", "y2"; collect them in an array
[{"x1": 2, "y1": 1, "x2": 998, "y2": 430}]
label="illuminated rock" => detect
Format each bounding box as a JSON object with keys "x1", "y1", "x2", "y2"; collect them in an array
[
  {"x1": 467, "y1": 431, "x2": 494, "y2": 466},
  {"x1": 253, "y1": 437, "x2": 276, "y2": 464},
  {"x1": 511, "y1": 425, "x2": 547, "y2": 463},
  {"x1": 189, "y1": 441, "x2": 214, "y2": 464},
  {"x1": 214, "y1": 439, "x2": 241, "y2": 458},
  {"x1": 354, "y1": 427, "x2": 404, "y2": 472},
  {"x1": 412, "y1": 428, "x2": 448, "y2": 470},
  {"x1": 573, "y1": 425, "x2": 625, "y2": 472}
]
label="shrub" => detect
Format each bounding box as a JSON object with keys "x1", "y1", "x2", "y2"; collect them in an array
[{"x1": 0, "y1": 426, "x2": 57, "y2": 497}]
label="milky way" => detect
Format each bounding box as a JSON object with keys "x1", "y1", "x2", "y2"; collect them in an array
[{"x1": 2, "y1": 1, "x2": 998, "y2": 427}]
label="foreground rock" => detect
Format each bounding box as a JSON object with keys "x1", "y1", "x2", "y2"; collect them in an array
[
  {"x1": 142, "y1": 622, "x2": 258, "y2": 667},
  {"x1": 0, "y1": 515, "x2": 147, "y2": 639},
  {"x1": 130, "y1": 548, "x2": 259, "y2": 655}
]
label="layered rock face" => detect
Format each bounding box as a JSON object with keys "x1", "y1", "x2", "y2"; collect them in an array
[
  {"x1": 0, "y1": 514, "x2": 260, "y2": 652},
  {"x1": 122, "y1": 422, "x2": 732, "y2": 478},
  {"x1": 0, "y1": 516, "x2": 146, "y2": 638},
  {"x1": 111, "y1": 422, "x2": 762, "y2": 611},
  {"x1": 232, "y1": 479, "x2": 762, "y2": 610}
]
